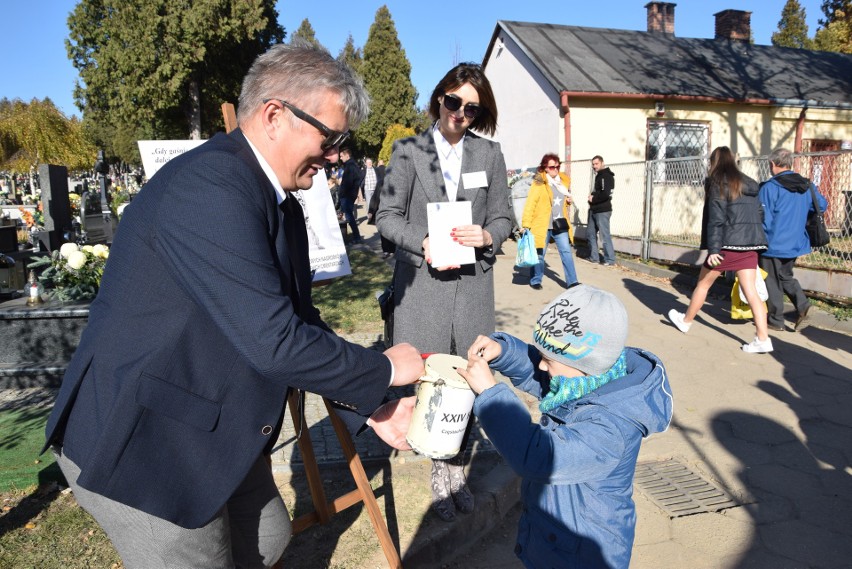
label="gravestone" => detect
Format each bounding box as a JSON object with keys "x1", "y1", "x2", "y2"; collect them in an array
[
  {"x1": 81, "y1": 213, "x2": 114, "y2": 244},
  {"x1": 38, "y1": 164, "x2": 72, "y2": 252}
]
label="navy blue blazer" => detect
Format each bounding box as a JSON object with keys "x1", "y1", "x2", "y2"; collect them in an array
[{"x1": 44, "y1": 130, "x2": 391, "y2": 529}]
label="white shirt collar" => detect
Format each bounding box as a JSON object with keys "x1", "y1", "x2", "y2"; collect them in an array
[
  {"x1": 244, "y1": 135, "x2": 288, "y2": 204},
  {"x1": 432, "y1": 123, "x2": 464, "y2": 161},
  {"x1": 432, "y1": 124, "x2": 465, "y2": 201}
]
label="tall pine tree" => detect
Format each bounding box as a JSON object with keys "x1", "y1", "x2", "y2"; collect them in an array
[
  {"x1": 772, "y1": 0, "x2": 814, "y2": 48},
  {"x1": 291, "y1": 18, "x2": 323, "y2": 49},
  {"x1": 819, "y1": 0, "x2": 851, "y2": 24},
  {"x1": 67, "y1": 0, "x2": 284, "y2": 163},
  {"x1": 357, "y1": 6, "x2": 416, "y2": 156},
  {"x1": 338, "y1": 34, "x2": 363, "y2": 77}
]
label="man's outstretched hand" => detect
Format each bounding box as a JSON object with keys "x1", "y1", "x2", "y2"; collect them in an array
[{"x1": 367, "y1": 396, "x2": 416, "y2": 450}]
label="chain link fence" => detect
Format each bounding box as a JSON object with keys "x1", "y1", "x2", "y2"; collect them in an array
[{"x1": 544, "y1": 151, "x2": 852, "y2": 276}]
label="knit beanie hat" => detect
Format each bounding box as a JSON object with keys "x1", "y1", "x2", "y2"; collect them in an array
[{"x1": 532, "y1": 284, "x2": 628, "y2": 376}]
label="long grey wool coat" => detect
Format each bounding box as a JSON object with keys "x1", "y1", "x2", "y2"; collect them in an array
[{"x1": 376, "y1": 129, "x2": 513, "y2": 355}]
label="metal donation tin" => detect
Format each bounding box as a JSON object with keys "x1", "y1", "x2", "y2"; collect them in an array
[{"x1": 406, "y1": 354, "x2": 475, "y2": 459}]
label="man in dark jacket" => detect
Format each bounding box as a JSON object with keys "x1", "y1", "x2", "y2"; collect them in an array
[
  {"x1": 587, "y1": 155, "x2": 616, "y2": 265},
  {"x1": 338, "y1": 147, "x2": 362, "y2": 243},
  {"x1": 759, "y1": 147, "x2": 828, "y2": 331},
  {"x1": 41, "y1": 44, "x2": 423, "y2": 568}
]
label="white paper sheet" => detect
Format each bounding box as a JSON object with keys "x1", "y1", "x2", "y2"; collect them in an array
[
  {"x1": 426, "y1": 201, "x2": 476, "y2": 267},
  {"x1": 294, "y1": 170, "x2": 351, "y2": 281},
  {"x1": 137, "y1": 139, "x2": 206, "y2": 179}
]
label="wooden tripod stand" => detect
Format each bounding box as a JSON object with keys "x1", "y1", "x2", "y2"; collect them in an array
[{"x1": 285, "y1": 390, "x2": 403, "y2": 568}]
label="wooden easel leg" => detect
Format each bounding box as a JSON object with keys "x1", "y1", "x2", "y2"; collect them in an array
[
  {"x1": 279, "y1": 391, "x2": 403, "y2": 568},
  {"x1": 288, "y1": 390, "x2": 331, "y2": 529},
  {"x1": 323, "y1": 399, "x2": 403, "y2": 569}
]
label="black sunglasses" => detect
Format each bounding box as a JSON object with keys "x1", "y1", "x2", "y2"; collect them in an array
[
  {"x1": 442, "y1": 94, "x2": 483, "y2": 120},
  {"x1": 264, "y1": 99, "x2": 350, "y2": 151}
]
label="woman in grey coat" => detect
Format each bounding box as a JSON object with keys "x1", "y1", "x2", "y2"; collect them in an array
[{"x1": 376, "y1": 63, "x2": 512, "y2": 521}]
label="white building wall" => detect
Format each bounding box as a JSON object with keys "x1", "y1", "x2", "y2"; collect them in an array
[{"x1": 483, "y1": 33, "x2": 561, "y2": 171}]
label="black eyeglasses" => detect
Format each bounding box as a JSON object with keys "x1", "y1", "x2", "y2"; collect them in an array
[
  {"x1": 264, "y1": 99, "x2": 350, "y2": 151},
  {"x1": 441, "y1": 94, "x2": 483, "y2": 120}
]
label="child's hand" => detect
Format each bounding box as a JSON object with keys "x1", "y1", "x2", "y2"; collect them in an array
[
  {"x1": 457, "y1": 354, "x2": 497, "y2": 395},
  {"x1": 467, "y1": 335, "x2": 501, "y2": 362}
]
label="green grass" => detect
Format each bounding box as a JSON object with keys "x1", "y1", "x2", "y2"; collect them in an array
[
  {"x1": 0, "y1": 407, "x2": 63, "y2": 493},
  {"x1": 0, "y1": 487, "x2": 122, "y2": 569},
  {"x1": 312, "y1": 248, "x2": 391, "y2": 334},
  {"x1": 0, "y1": 406, "x2": 120, "y2": 568}
]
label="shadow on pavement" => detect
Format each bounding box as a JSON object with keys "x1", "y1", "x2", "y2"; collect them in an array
[
  {"x1": 622, "y1": 275, "x2": 751, "y2": 346},
  {"x1": 712, "y1": 333, "x2": 852, "y2": 568}
]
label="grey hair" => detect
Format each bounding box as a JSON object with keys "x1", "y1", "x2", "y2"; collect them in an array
[
  {"x1": 237, "y1": 42, "x2": 369, "y2": 129},
  {"x1": 768, "y1": 148, "x2": 793, "y2": 169}
]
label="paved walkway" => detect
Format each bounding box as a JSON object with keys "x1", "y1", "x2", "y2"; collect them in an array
[{"x1": 284, "y1": 221, "x2": 852, "y2": 568}]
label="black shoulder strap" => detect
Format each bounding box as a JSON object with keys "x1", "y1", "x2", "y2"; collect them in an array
[{"x1": 808, "y1": 183, "x2": 822, "y2": 214}]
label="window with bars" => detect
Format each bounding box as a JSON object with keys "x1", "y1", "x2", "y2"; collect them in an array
[{"x1": 647, "y1": 120, "x2": 709, "y2": 184}]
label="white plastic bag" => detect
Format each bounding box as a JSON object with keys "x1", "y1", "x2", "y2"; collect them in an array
[{"x1": 738, "y1": 266, "x2": 769, "y2": 304}]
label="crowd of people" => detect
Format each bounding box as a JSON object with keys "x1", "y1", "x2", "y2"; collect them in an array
[{"x1": 41, "y1": 40, "x2": 830, "y2": 569}]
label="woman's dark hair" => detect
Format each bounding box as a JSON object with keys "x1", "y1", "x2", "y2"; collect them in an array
[
  {"x1": 708, "y1": 146, "x2": 742, "y2": 201},
  {"x1": 429, "y1": 63, "x2": 498, "y2": 136},
  {"x1": 538, "y1": 153, "x2": 560, "y2": 173}
]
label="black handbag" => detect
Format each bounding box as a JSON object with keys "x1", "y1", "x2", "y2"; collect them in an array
[
  {"x1": 376, "y1": 284, "x2": 394, "y2": 347},
  {"x1": 551, "y1": 217, "x2": 570, "y2": 235},
  {"x1": 805, "y1": 184, "x2": 830, "y2": 248}
]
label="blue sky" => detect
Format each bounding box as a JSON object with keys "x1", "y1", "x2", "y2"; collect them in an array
[{"x1": 0, "y1": 0, "x2": 827, "y2": 119}]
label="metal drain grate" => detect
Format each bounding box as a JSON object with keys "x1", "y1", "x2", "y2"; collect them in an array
[{"x1": 634, "y1": 459, "x2": 744, "y2": 517}]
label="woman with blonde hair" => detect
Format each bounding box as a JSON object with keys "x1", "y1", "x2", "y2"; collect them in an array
[{"x1": 667, "y1": 146, "x2": 772, "y2": 352}]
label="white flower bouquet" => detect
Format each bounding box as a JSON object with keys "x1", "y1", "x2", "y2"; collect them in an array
[{"x1": 29, "y1": 242, "x2": 109, "y2": 302}]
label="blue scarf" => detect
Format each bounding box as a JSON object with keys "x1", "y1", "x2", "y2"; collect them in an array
[{"x1": 539, "y1": 350, "x2": 628, "y2": 413}]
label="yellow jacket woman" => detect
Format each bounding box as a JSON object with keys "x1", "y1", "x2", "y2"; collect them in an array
[
  {"x1": 520, "y1": 154, "x2": 578, "y2": 289},
  {"x1": 522, "y1": 172, "x2": 573, "y2": 248}
]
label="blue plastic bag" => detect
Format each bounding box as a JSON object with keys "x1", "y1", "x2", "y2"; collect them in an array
[{"x1": 515, "y1": 231, "x2": 538, "y2": 268}]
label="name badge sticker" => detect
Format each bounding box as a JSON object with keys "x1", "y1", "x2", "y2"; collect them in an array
[{"x1": 461, "y1": 171, "x2": 488, "y2": 189}]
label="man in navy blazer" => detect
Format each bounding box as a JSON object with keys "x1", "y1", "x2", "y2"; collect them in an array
[{"x1": 43, "y1": 44, "x2": 423, "y2": 568}]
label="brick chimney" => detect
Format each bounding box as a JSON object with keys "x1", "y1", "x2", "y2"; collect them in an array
[
  {"x1": 714, "y1": 9, "x2": 752, "y2": 41},
  {"x1": 645, "y1": 2, "x2": 676, "y2": 35}
]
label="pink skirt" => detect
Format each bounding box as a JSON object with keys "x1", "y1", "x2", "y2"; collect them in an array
[{"x1": 704, "y1": 249, "x2": 758, "y2": 272}]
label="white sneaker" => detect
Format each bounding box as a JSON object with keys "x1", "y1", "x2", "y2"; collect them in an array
[
  {"x1": 742, "y1": 337, "x2": 774, "y2": 353},
  {"x1": 667, "y1": 309, "x2": 691, "y2": 333}
]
